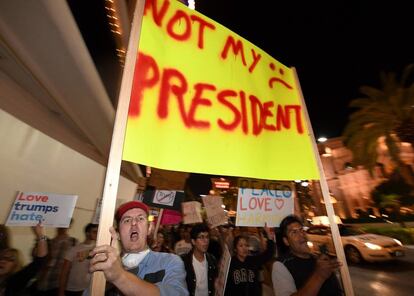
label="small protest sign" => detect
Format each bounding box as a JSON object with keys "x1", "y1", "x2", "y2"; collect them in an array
[
  {"x1": 160, "y1": 209, "x2": 182, "y2": 225},
  {"x1": 6, "y1": 191, "x2": 77, "y2": 227},
  {"x1": 202, "y1": 195, "x2": 228, "y2": 228},
  {"x1": 236, "y1": 179, "x2": 294, "y2": 227},
  {"x1": 153, "y1": 190, "x2": 176, "y2": 207},
  {"x1": 151, "y1": 208, "x2": 182, "y2": 224},
  {"x1": 142, "y1": 189, "x2": 184, "y2": 210},
  {"x1": 182, "y1": 201, "x2": 203, "y2": 224}
]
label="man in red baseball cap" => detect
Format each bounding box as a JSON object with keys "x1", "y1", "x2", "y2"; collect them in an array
[{"x1": 87, "y1": 200, "x2": 188, "y2": 296}]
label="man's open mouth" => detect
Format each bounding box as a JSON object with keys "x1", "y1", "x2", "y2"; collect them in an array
[{"x1": 130, "y1": 231, "x2": 139, "y2": 241}]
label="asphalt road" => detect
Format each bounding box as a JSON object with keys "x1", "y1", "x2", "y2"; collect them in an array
[{"x1": 348, "y1": 247, "x2": 414, "y2": 296}]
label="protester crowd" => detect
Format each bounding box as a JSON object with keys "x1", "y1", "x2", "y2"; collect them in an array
[{"x1": 0, "y1": 200, "x2": 343, "y2": 296}]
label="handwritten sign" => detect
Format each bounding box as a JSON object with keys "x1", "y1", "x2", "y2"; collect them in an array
[
  {"x1": 123, "y1": 0, "x2": 319, "y2": 181},
  {"x1": 142, "y1": 190, "x2": 184, "y2": 210},
  {"x1": 236, "y1": 180, "x2": 294, "y2": 227},
  {"x1": 202, "y1": 195, "x2": 227, "y2": 228},
  {"x1": 153, "y1": 190, "x2": 176, "y2": 206},
  {"x1": 6, "y1": 192, "x2": 77, "y2": 227},
  {"x1": 182, "y1": 201, "x2": 203, "y2": 224},
  {"x1": 215, "y1": 244, "x2": 231, "y2": 296}
]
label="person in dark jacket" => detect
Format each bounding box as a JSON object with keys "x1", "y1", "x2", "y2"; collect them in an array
[
  {"x1": 224, "y1": 224, "x2": 275, "y2": 296},
  {"x1": 272, "y1": 215, "x2": 343, "y2": 296},
  {"x1": 0, "y1": 222, "x2": 48, "y2": 296},
  {"x1": 181, "y1": 223, "x2": 218, "y2": 296}
]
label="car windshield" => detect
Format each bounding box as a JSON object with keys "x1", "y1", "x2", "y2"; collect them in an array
[{"x1": 339, "y1": 226, "x2": 365, "y2": 236}]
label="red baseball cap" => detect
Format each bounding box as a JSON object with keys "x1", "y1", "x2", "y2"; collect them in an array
[{"x1": 115, "y1": 201, "x2": 149, "y2": 223}]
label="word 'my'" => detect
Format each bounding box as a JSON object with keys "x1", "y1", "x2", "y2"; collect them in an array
[{"x1": 145, "y1": 0, "x2": 263, "y2": 76}]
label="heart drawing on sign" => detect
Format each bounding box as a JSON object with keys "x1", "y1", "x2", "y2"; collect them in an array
[{"x1": 274, "y1": 199, "x2": 284, "y2": 209}]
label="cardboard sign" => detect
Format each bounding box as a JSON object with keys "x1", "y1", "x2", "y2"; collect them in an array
[
  {"x1": 6, "y1": 191, "x2": 77, "y2": 227},
  {"x1": 202, "y1": 195, "x2": 228, "y2": 228},
  {"x1": 182, "y1": 201, "x2": 203, "y2": 224},
  {"x1": 236, "y1": 180, "x2": 294, "y2": 227},
  {"x1": 215, "y1": 244, "x2": 231, "y2": 296}
]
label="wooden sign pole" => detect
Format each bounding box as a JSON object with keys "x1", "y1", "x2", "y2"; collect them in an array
[
  {"x1": 153, "y1": 208, "x2": 164, "y2": 240},
  {"x1": 292, "y1": 68, "x2": 354, "y2": 296},
  {"x1": 90, "y1": 1, "x2": 146, "y2": 294}
]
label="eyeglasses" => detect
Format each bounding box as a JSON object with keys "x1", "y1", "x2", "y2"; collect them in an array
[
  {"x1": 196, "y1": 234, "x2": 210, "y2": 240},
  {"x1": 120, "y1": 215, "x2": 148, "y2": 225}
]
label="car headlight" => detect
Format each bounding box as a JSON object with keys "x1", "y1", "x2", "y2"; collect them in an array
[
  {"x1": 364, "y1": 242, "x2": 382, "y2": 250},
  {"x1": 393, "y1": 239, "x2": 403, "y2": 246}
]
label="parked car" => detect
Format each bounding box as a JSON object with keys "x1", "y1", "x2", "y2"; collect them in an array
[{"x1": 306, "y1": 224, "x2": 405, "y2": 264}]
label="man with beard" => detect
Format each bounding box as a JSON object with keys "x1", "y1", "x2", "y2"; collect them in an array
[{"x1": 87, "y1": 201, "x2": 188, "y2": 296}]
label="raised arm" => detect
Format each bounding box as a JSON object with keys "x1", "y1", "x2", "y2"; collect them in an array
[
  {"x1": 255, "y1": 223, "x2": 275, "y2": 265},
  {"x1": 32, "y1": 221, "x2": 47, "y2": 258}
]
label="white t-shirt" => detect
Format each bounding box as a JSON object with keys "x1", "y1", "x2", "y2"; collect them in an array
[
  {"x1": 272, "y1": 261, "x2": 297, "y2": 296},
  {"x1": 192, "y1": 254, "x2": 208, "y2": 296},
  {"x1": 64, "y1": 242, "x2": 95, "y2": 291}
]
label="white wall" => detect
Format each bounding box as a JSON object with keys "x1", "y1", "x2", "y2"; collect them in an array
[{"x1": 0, "y1": 109, "x2": 137, "y2": 263}]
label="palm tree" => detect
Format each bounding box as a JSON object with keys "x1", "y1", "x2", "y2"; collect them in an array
[
  {"x1": 343, "y1": 64, "x2": 414, "y2": 185},
  {"x1": 372, "y1": 173, "x2": 413, "y2": 227}
]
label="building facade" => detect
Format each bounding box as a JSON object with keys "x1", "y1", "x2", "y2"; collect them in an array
[{"x1": 309, "y1": 137, "x2": 414, "y2": 219}]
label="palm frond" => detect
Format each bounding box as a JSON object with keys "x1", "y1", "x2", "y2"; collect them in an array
[
  {"x1": 359, "y1": 86, "x2": 385, "y2": 100},
  {"x1": 400, "y1": 64, "x2": 414, "y2": 86},
  {"x1": 348, "y1": 98, "x2": 377, "y2": 108},
  {"x1": 384, "y1": 134, "x2": 402, "y2": 164},
  {"x1": 343, "y1": 64, "x2": 413, "y2": 175}
]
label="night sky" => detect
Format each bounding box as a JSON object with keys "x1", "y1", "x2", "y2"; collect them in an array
[
  {"x1": 70, "y1": 0, "x2": 414, "y2": 138},
  {"x1": 67, "y1": 0, "x2": 414, "y2": 193},
  {"x1": 196, "y1": 0, "x2": 414, "y2": 138}
]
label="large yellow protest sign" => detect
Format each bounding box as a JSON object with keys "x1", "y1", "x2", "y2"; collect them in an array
[{"x1": 123, "y1": 0, "x2": 319, "y2": 180}]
